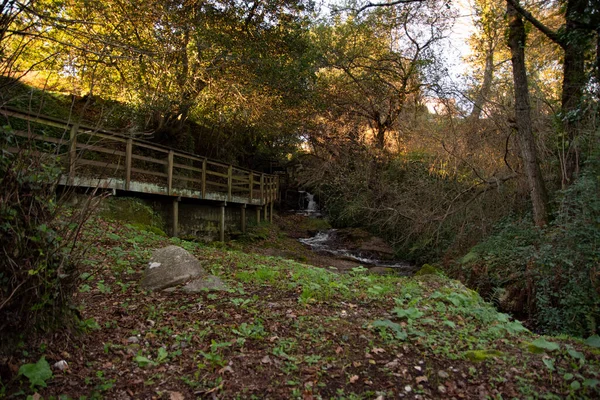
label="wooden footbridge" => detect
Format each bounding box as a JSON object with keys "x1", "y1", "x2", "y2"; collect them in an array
[{"x1": 0, "y1": 107, "x2": 278, "y2": 240}]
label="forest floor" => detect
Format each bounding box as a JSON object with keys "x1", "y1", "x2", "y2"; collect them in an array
[{"x1": 2, "y1": 213, "x2": 600, "y2": 399}]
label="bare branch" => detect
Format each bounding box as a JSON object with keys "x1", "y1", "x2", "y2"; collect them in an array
[
  {"x1": 505, "y1": 0, "x2": 563, "y2": 47},
  {"x1": 354, "y1": 0, "x2": 425, "y2": 14}
]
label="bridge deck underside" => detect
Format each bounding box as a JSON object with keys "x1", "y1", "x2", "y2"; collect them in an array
[{"x1": 60, "y1": 175, "x2": 265, "y2": 206}]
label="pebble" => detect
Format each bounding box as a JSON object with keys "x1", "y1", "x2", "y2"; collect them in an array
[
  {"x1": 127, "y1": 336, "x2": 139, "y2": 344},
  {"x1": 261, "y1": 355, "x2": 272, "y2": 364},
  {"x1": 438, "y1": 370, "x2": 449, "y2": 379},
  {"x1": 438, "y1": 385, "x2": 447, "y2": 394},
  {"x1": 53, "y1": 360, "x2": 68, "y2": 371},
  {"x1": 404, "y1": 385, "x2": 412, "y2": 392}
]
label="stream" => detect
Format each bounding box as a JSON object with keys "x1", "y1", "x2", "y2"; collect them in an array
[
  {"x1": 299, "y1": 229, "x2": 418, "y2": 276},
  {"x1": 294, "y1": 191, "x2": 417, "y2": 275}
]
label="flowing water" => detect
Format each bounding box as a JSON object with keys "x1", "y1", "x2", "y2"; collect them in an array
[
  {"x1": 306, "y1": 193, "x2": 316, "y2": 212},
  {"x1": 296, "y1": 191, "x2": 321, "y2": 217},
  {"x1": 299, "y1": 229, "x2": 417, "y2": 276}
]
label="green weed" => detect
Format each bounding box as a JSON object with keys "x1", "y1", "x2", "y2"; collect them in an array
[{"x1": 18, "y1": 357, "x2": 52, "y2": 389}]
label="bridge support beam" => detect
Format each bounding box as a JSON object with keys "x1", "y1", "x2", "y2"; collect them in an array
[
  {"x1": 172, "y1": 197, "x2": 180, "y2": 237},
  {"x1": 68, "y1": 123, "x2": 79, "y2": 184},
  {"x1": 256, "y1": 207, "x2": 261, "y2": 225},
  {"x1": 263, "y1": 203, "x2": 268, "y2": 223},
  {"x1": 241, "y1": 204, "x2": 246, "y2": 233},
  {"x1": 270, "y1": 201, "x2": 274, "y2": 223},
  {"x1": 219, "y1": 202, "x2": 226, "y2": 242}
]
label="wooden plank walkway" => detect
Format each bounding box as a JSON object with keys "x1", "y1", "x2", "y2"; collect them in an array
[{"x1": 0, "y1": 107, "x2": 278, "y2": 207}]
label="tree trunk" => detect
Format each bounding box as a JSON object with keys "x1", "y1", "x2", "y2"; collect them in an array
[
  {"x1": 373, "y1": 111, "x2": 387, "y2": 149},
  {"x1": 505, "y1": 0, "x2": 592, "y2": 188},
  {"x1": 560, "y1": 0, "x2": 588, "y2": 187},
  {"x1": 596, "y1": 29, "x2": 600, "y2": 99},
  {"x1": 470, "y1": 42, "x2": 495, "y2": 121},
  {"x1": 507, "y1": 0, "x2": 549, "y2": 227},
  {"x1": 375, "y1": 125, "x2": 386, "y2": 149}
]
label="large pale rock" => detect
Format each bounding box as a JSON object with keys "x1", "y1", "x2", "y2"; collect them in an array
[{"x1": 141, "y1": 245, "x2": 227, "y2": 292}]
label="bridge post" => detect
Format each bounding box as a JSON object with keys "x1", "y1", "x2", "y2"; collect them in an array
[
  {"x1": 269, "y1": 176, "x2": 273, "y2": 203},
  {"x1": 272, "y1": 177, "x2": 276, "y2": 203},
  {"x1": 260, "y1": 174, "x2": 265, "y2": 205},
  {"x1": 219, "y1": 202, "x2": 226, "y2": 242},
  {"x1": 270, "y1": 201, "x2": 273, "y2": 223},
  {"x1": 201, "y1": 158, "x2": 207, "y2": 199},
  {"x1": 227, "y1": 165, "x2": 232, "y2": 202},
  {"x1": 241, "y1": 204, "x2": 246, "y2": 233},
  {"x1": 68, "y1": 123, "x2": 79, "y2": 184},
  {"x1": 256, "y1": 206, "x2": 261, "y2": 224},
  {"x1": 249, "y1": 173, "x2": 254, "y2": 203},
  {"x1": 172, "y1": 197, "x2": 180, "y2": 237},
  {"x1": 125, "y1": 138, "x2": 132, "y2": 190},
  {"x1": 167, "y1": 150, "x2": 174, "y2": 195},
  {"x1": 263, "y1": 203, "x2": 268, "y2": 223}
]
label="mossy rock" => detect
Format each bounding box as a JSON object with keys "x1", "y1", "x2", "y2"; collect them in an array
[
  {"x1": 414, "y1": 264, "x2": 443, "y2": 276},
  {"x1": 100, "y1": 197, "x2": 164, "y2": 231},
  {"x1": 128, "y1": 223, "x2": 167, "y2": 237},
  {"x1": 464, "y1": 349, "x2": 503, "y2": 362}
]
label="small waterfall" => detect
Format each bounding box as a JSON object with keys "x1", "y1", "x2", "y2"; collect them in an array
[
  {"x1": 297, "y1": 191, "x2": 319, "y2": 215},
  {"x1": 306, "y1": 193, "x2": 316, "y2": 212}
]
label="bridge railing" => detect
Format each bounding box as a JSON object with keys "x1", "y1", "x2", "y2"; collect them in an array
[{"x1": 0, "y1": 107, "x2": 278, "y2": 205}]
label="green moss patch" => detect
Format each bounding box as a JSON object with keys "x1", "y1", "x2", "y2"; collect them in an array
[
  {"x1": 464, "y1": 349, "x2": 504, "y2": 362},
  {"x1": 100, "y1": 197, "x2": 164, "y2": 231},
  {"x1": 414, "y1": 263, "x2": 443, "y2": 276}
]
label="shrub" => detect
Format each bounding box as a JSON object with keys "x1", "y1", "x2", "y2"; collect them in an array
[
  {"x1": 0, "y1": 129, "x2": 93, "y2": 346},
  {"x1": 455, "y1": 160, "x2": 600, "y2": 337},
  {"x1": 302, "y1": 146, "x2": 515, "y2": 263}
]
